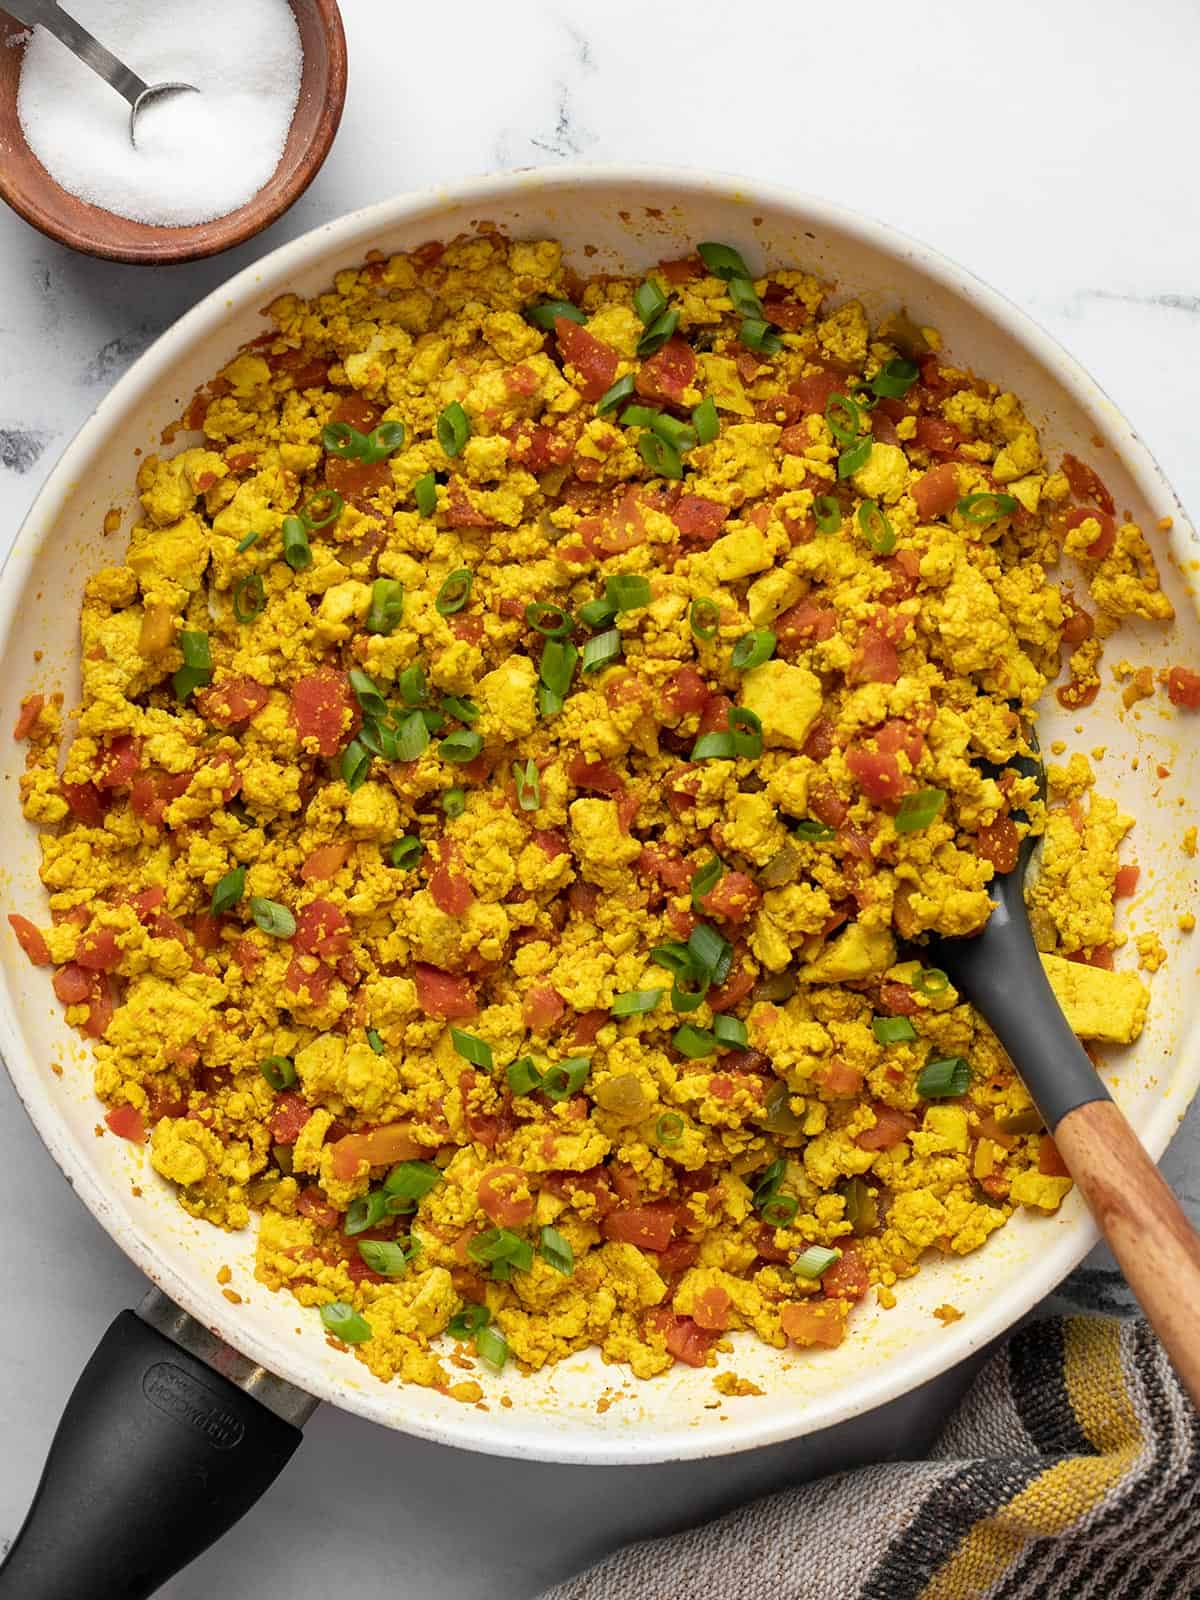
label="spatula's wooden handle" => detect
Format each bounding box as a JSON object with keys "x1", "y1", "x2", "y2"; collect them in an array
[{"x1": 1053, "y1": 1098, "x2": 1200, "y2": 1408}]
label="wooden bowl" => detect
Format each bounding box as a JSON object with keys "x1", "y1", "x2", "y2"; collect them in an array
[{"x1": 0, "y1": 0, "x2": 346, "y2": 264}]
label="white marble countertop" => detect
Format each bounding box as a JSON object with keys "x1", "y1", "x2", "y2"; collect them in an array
[{"x1": 1, "y1": 1, "x2": 1198, "y2": 1594}]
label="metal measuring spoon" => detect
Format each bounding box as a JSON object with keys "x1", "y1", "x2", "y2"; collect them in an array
[{"x1": 8, "y1": 0, "x2": 198, "y2": 146}]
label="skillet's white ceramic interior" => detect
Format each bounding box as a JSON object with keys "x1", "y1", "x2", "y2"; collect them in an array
[{"x1": 0, "y1": 168, "x2": 1196, "y2": 1464}]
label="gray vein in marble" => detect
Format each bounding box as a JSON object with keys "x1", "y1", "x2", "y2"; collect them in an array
[
  {"x1": 495, "y1": 18, "x2": 595, "y2": 167},
  {"x1": 0, "y1": 428, "x2": 52, "y2": 475},
  {"x1": 1078, "y1": 288, "x2": 1200, "y2": 315},
  {"x1": 77, "y1": 327, "x2": 157, "y2": 388}
]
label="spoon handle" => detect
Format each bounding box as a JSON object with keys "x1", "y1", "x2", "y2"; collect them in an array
[
  {"x1": 6, "y1": 0, "x2": 148, "y2": 105},
  {"x1": 1053, "y1": 1099, "x2": 1200, "y2": 1409}
]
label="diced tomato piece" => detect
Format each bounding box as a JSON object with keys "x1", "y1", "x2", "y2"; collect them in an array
[
  {"x1": 54, "y1": 962, "x2": 91, "y2": 1006},
  {"x1": 691, "y1": 1284, "x2": 732, "y2": 1331},
  {"x1": 283, "y1": 956, "x2": 335, "y2": 1006},
  {"x1": 1038, "y1": 1135, "x2": 1071, "y2": 1178},
  {"x1": 414, "y1": 963, "x2": 477, "y2": 1019},
  {"x1": 104, "y1": 1105, "x2": 146, "y2": 1144},
  {"x1": 658, "y1": 255, "x2": 702, "y2": 285},
  {"x1": 61, "y1": 780, "x2": 108, "y2": 827},
  {"x1": 1057, "y1": 674, "x2": 1101, "y2": 710},
  {"x1": 846, "y1": 745, "x2": 909, "y2": 808},
  {"x1": 775, "y1": 601, "x2": 837, "y2": 654},
  {"x1": 1061, "y1": 453, "x2": 1115, "y2": 514},
  {"x1": 444, "y1": 483, "x2": 496, "y2": 530},
  {"x1": 762, "y1": 297, "x2": 810, "y2": 330},
  {"x1": 663, "y1": 666, "x2": 709, "y2": 720},
  {"x1": 671, "y1": 494, "x2": 728, "y2": 544},
  {"x1": 555, "y1": 317, "x2": 619, "y2": 401},
  {"x1": 636, "y1": 336, "x2": 696, "y2": 405},
  {"x1": 522, "y1": 983, "x2": 566, "y2": 1031},
  {"x1": 567, "y1": 881, "x2": 601, "y2": 917},
  {"x1": 8, "y1": 913, "x2": 50, "y2": 966},
  {"x1": 878, "y1": 980, "x2": 920, "y2": 1017},
  {"x1": 637, "y1": 846, "x2": 691, "y2": 892},
  {"x1": 187, "y1": 913, "x2": 220, "y2": 953},
  {"x1": 913, "y1": 462, "x2": 959, "y2": 520},
  {"x1": 330, "y1": 1123, "x2": 422, "y2": 1182},
  {"x1": 875, "y1": 719, "x2": 925, "y2": 766},
  {"x1": 295, "y1": 1186, "x2": 339, "y2": 1229},
  {"x1": 301, "y1": 842, "x2": 351, "y2": 883},
  {"x1": 601, "y1": 1200, "x2": 679, "y2": 1251},
  {"x1": 976, "y1": 816, "x2": 1021, "y2": 876},
  {"x1": 571, "y1": 1008, "x2": 607, "y2": 1046},
  {"x1": 647, "y1": 1308, "x2": 715, "y2": 1367},
  {"x1": 567, "y1": 754, "x2": 624, "y2": 795},
  {"x1": 699, "y1": 870, "x2": 760, "y2": 925},
  {"x1": 325, "y1": 451, "x2": 393, "y2": 506},
  {"x1": 698, "y1": 692, "x2": 734, "y2": 735},
  {"x1": 1166, "y1": 667, "x2": 1200, "y2": 709},
  {"x1": 913, "y1": 416, "x2": 965, "y2": 456},
  {"x1": 818, "y1": 1057, "x2": 864, "y2": 1098},
  {"x1": 429, "y1": 840, "x2": 474, "y2": 917},
  {"x1": 293, "y1": 898, "x2": 351, "y2": 959},
  {"x1": 707, "y1": 966, "x2": 755, "y2": 1013},
  {"x1": 1064, "y1": 505, "x2": 1116, "y2": 560},
  {"x1": 1060, "y1": 603, "x2": 1095, "y2": 647},
  {"x1": 578, "y1": 488, "x2": 647, "y2": 557},
  {"x1": 846, "y1": 627, "x2": 899, "y2": 686},
  {"x1": 1114, "y1": 864, "x2": 1140, "y2": 898},
  {"x1": 544, "y1": 1167, "x2": 617, "y2": 1216},
  {"x1": 503, "y1": 423, "x2": 573, "y2": 474},
  {"x1": 533, "y1": 829, "x2": 568, "y2": 859},
  {"x1": 856, "y1": 1104, "x2": 916, "y2": 1150},
  {"x1": 755, "y1": 1222, "x2": 792, "y2": 1263},
  {"x1": 789, "y1": 367, "x2": 844, "y2": 415},
  {"x1": 84, "y1": 972, "x2": 113, "y2": 1037},
  {"x1": 130, "y1": 770, "x2": 192, "y2": 827},
  {"x1": 803, "y1": 718, "x2": 836, "y2": 762},
  {"x1": 195, "y1": 676, "x2": 270, "y2": 729},
  {"x1": 780, "y1": 1301, "x2": 847, "y2": 1349},
  {"x1": 291, "y1": 669, "x2": 357, "y2": 757},
  {"x1": 95, "y1": 735, "x2": 140, "y2": 790},
  {"x1": 13, "y1": 693, "x2": 44, "y2": 740},
  {"x1": 478, "y1": 1165, "x2": 536, "y2": 1228},
  {"x1": 822, "y1": 1246, "x2": 869, "y2": 1302},
  {"x1": 76, "y1": 926, "x2": 120, "y2": 971}
]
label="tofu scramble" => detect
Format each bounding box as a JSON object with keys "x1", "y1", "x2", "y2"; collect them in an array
[{"x1": 10, "y1": 231, "x2": 1183, "y2": 1394}]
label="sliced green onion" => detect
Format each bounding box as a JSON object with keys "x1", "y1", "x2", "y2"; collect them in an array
[
  {"x1": 730, "y1": 706, "x2": 763, "y2": 758},
  {"x1": 321, "y1": 421, "x2": 365, "y2": 459},
  {"x1": 172, "y1": 629, "x2": 212, "y2": 701},
  {"x1": 358, "y1": 1239, "x2": 419, "y2": 1276},
  {"x1": 435, "y1": 568, "x2": 473, "y2": 615},
  {"x1": 794, "y1": 819, "x2": 836, "y2": 842},
  {"x1": 740, "y1": 318, "x2": 782, "y2": 355},
  {"x1": 692, "y1": 395, "x2": 720, "y2": 445},
  {"x1": 507, "y1": 1056, "x2": 541, "y2": 1095},
  {"x1": 360, "y1": 421, "x2": 406, "y2": 463},
  {"x1": 366, "y1": 1028, "x2": 385, "y2": 1054},
  {"x1": 525, "y1": 601, "x2": 574, "y2": 637},
  {"x1": 440, "y1": 730, "x2": 483, "y2": 764},
  {"x1": 873, "y1": 1016, "x2": 917, "y2": 1045},
  {"x1": 894, "y1": 787, "x2": 946, "y2": 833},
  {"x1": 689, "y1": 923, "x2": 732, "y2": 983},
  {"x1": 344, "y1": 1189, "x2": 389, "y2": 1236},
  {"x1": 397, "y1": 664, "x2": 426, "y2": 707},
  {"x1": 753, "y1": 1159, "x2": 785, "y2": 1207},
  {"x1": 539, "y1": 1224, "x2": 574, "y2": 1277},
  {"x1": 578, "y1": 597, "x2": 617, "y2": 628},
  {"x1": 670, "y1": 976, "x2": 709, "y2": 1014},
  {"x1": 727, "y1": 275, "x2": 763, "y2": 319},
  {"x1": 912, "y1": 967, "x2": 950, "y2": 996},
  {"x1": 467, "y1": 1226, "x2": 534, "y2": 1279},
  {"x1": 850, "y1": 380, "x2": 881, "y2": 412},
  {"x1": 673, "y1": 1023, "x2": 715, "y2": 1058},
  {"x1": 730, "y1": 629, "x2": 776, "y2": 671},
  {"x1": 843, "y1": 1176, "x2": 877, "y2": 1236},
  {"x1": 649, "y1": 412, "x2": 698, "y2": 452},
  {"x1": 621, "y1": 404, "x2": 662, "y2": 429},
  {"x1": 365, "y1": 577, "x2": 404, "y2": 635},
  {"x1": 917, "y1": 1056, "x2": 971, "y2": 1099},
  {"x1": 824, "y1": 393, "x2": 861, "y2": 448},
  {"x1": 540, "y1": 1057, "x2": 590, "y2": 1101},
  {"x1": 637, "y1": 430, "x2": 684, "y2": 479},
  {"x1": 581, "y1": 629, "x2": 622, "y2": 674},
  {"x1": 712, "y1": 1014, "x2": 748, "y2": 1049},
  {"x1": 211, "y1": 866, "x2": 245, "y2": 916},
  {"x1": 792, "y1": 1245, "x2": 841, "y2": 1279},
  {"x1": 451, "y1": 1028, "x2": 493, "y2": 1070},
  {"x1": 513, "y1": 759, "x2": 541, "y2": 812},
  {"x1": 605, "y1": 574, "x2": 651, "y2": 611},
  {"x1": 250, "y1": 897, "x2": 295, "y2": 939},
  {"x1": 320, "y1": 1302, "x2": 372, "y2": 1344},
  {"x1": 761, "y1": 1193, "x2": 799, "y2": 1226},
  {"x1": 259, "y1": 1055, "x2": 296, "y2": 1092},
  {"x1": 383, "y1": 1160, "x2": 443, "y2": 1208},
  {"x1": 813, "y1": 495, "x2": 842, "y2": 535},
  {"x1": 690, "y1": 855, "x2": 723, "y2": 910},
  {"x1": 634, "y1": 279, "x2": 668, "y2": 324},
  {"x1": 837, "y1": 438, "x2": 873, "y2": 479},
  {"x1": 280, "y1": 515, "x2": 312, "y2": 571},
  {"x1": 689, "y1": 597, "x2": 720, "y2": 642},
  {"x1": 649, "y1": 941, "x2": 695, "y2": 979},
  {"x1": 857, "y1": 500, "x2": 897, "y2": 556},
  {"x1": 596, "y1": 374, "x2": 637, "y2": 416},
  {"x1": 235, "y1": 531, "x2": 260, "y2": 553},
  {"x1": 391, "y1": 835, "x2": 423, "y2": 869},
  {"x1": 697, "y1": 241, "x2": 752, "y2": 281},
  {"x1": 420, "y1": 709, "x2": 446, "y2": 735},
  {"x1": 527, "y1": 299, "x2": 586, "y2": 329},
  {"x1": 437, "y1": 402, "x2": 471, "y2": 458},
  {"x1": 957, "y1": 491, "x2": 1019, "y2": 525},
  {"x1": 691, "y1": 731, "x2": 736, "y2": 760},
  {"x1": 636, "y1": 308, "x2": 679, "y2": 357},
  {"x1": 656, "y1": 1112, "x2": 684, "y2": 1145},
  {"x1": 395, "y1": 711, "x2": 430, "y2": 762},
  {"x1": 448, "y1": 1304, "x2": 491, "y2": 1339},
  {"x1": 475, "y1": 1324, "x2": 508, "y2": 1371},
  {"x1": 300, "y1": 489, "x2": 343, "y2": 530},
  {"x1": 441, "y1": 695, "x2": 478, "y2": 724},
  {"x1": 539, "y1": 639, "x2": 578, "y2": 701},
  {"x1": 233, "y1": 574, "x2": 265, "y2": 624},
  {"x1": 871, "y1": 357, "x2": 919, "y2": 399},
  {"x1": 341, "y1": 739, "x2": 370, "y2": 792},
  {"x1": 413, "y1": 472, "x2": 438, "y2": 518},
  {"x1": 349, "y1": 668, "x2": 387, "y2": 719},
  {"x1": 442, "y1": 787, "x2": 466, "y2": 818},
  {"x1": 611, "y1": 988, "x2": 664, "y2": 1016}
]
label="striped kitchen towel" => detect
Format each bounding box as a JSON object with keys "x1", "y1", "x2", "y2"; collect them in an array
[{"x1": 539, "y1": 1317, "x2": 1200, "y2": 1600}]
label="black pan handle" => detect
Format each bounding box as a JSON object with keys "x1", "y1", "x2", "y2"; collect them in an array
[{"x1": 0, "y1": 1309, "x2": 307, "y2": 1600}]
